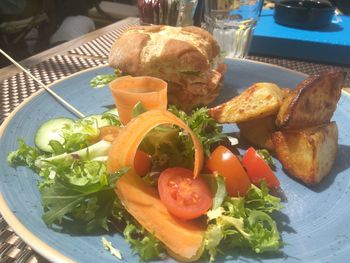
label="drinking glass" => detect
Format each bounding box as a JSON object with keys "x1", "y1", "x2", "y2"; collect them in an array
[{"x1": 204, "y1": 0, "x2": 264, "y2": 58}]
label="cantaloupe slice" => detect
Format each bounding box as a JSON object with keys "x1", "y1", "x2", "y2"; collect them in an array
[{"x1": 107, "y1": 109, "x2": 205, "y2": 261}]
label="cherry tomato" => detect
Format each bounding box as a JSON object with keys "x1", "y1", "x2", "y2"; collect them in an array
[
  {"x1": 134, "y1": 150, "x2": 151, "y2": 177},
  {"x1": 158, "y1": 167, "x2": 212, "y2": 220},
  {"x1": 242, "y1": 147, "x2": 280, "y2": 188},
  {"x1": 206, "y1": 146, "x2": 251, "y2": 197}
]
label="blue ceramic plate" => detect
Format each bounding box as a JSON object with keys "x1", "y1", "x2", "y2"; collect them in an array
[{"x1": 0, "y1": 59, "x2": 350, "y2": 263}]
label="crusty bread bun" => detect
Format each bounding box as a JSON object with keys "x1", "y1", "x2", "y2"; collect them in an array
[{"x1": 109, "y1": 25, "x2": 226, "y2": 111}]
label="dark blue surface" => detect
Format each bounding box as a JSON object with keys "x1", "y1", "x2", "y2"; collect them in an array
[
  {"x1": 250, "y1": 9, "x2": 350, "y2": 65},
  {"x1": 0, "y1": 60, "x2": 350, "y2": 262}
]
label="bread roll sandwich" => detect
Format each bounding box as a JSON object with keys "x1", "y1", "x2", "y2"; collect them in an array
[{"x1": 109, "y1": 25, "x2": 226, "y2": 111}]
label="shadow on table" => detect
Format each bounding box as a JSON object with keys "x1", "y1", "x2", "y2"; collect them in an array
[{"x1": 310, "y1": 23, "x2": 343, "y2": 32}]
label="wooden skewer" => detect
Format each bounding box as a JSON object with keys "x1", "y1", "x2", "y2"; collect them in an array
[{"x1": 0, "y1": 49, "x2": 85, "y2": 118}]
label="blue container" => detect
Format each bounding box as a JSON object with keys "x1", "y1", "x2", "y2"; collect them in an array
[{"x1": 250, "y1": 9, "x2": 350, "y2": 65}]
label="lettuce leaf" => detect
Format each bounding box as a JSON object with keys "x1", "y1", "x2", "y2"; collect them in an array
[
  {"x1": 102, "y1": 237, "x2": 123, "y2": 260},
  {"x1": 140, "y1": 125, "x2": 194, "y2": 170},
  {"x1": 101, "y1": 112, "x2": 121, "y2": 127},
  {"x1": 204, "y1": 173, "x2": 227, "y2": 210},
  {"x1": 124, "y1": 223, "x2": 165, "y2": 261},
  {"x1": 205, "y1": 184, "x2": 283, "y2": 262},
  {"x1": 139, "y1": 106, "x2": 226, "y2": 173},
  {"x1": 245, "y1": 182, "x2": 283, "y2": 214},
  {"x1": 111, "y1": 198, "x2": 166, "y2": 261},
  {"x1": 60, "y1": 118, "x2": 100, "y2": 153},
  {"x1": 90, "y1": 69, "x2": 123, "y2": 88},
  {"x1": 132, "y1": 102, "x2": 147, "y2": 118},
  {"x1": 90, "y1": 74, "x2": 117, "y2": 88},
  {"x1": 169, "y1": 106, "x2": 226, "y2": 156},
  {"x1": 7, "y1": 139, "x2": 42, "y2": 170}
]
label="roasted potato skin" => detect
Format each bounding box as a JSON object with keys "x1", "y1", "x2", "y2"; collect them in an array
[
  {"x1": 276, "y1": 71, "x2": 346, "y2": 129},
  {"x1": 237, "y1": 115, "x2": 277, "y2": 151},
  {"x1": 208, "y1": 71, "x2": 344, "y2": 186},
  {"x1": 272, "y1": 122, "x2": 338, "y2": 185},
  {"x1": 209, "y1": 83, "x2": 284, "y2": 123}
]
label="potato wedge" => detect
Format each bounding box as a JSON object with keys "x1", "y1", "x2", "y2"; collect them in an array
[
  {"x1": 209, "y1": 83, "x2": 284, "y2": 123},
  {"x1": 276, "y1": 71, "x2": 345, "y2": 129},
  {"x1": 272, "y1": 122, "x2": 338, "y2": 185},
  {"x1": 238, "y1": 115, "x2": 277, "y2": 151}
]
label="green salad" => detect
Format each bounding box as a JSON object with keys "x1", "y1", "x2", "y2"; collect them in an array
[{"x1": 8, "y1": 105, "x2": 284, "y2": 262}]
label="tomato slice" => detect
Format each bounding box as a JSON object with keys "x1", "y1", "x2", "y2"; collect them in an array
[
  {"x1": 206, "y1": 146, "x2": 251, "y2": 197},
  {"x1": 242, "y1": 147, "x2": 280, "y2": 188},
  {"x1": 134, "y1": 150, "x2": 151, "y2": 177},
  {"x1": 158, "y1": 167, "x2": 212, "y2": 220}
]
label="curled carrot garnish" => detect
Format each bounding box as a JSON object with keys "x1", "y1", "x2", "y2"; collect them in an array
[{"x1": 109, "y1": 76, "x2": 167, "y2": 124}]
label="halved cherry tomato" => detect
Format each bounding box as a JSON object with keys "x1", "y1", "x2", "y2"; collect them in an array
[
  {"x1": 242, "y1": 147, "x2": 280, "y2": 188},
  {"x1": 206, "y1": 146, "x2": 251, "y2": 197},
  {"x1": 134, "y1": 150, "x2": 151, "y2": 177},
  {"x1": 158, "y1": 167, "x2": 212, "y2": 220}
]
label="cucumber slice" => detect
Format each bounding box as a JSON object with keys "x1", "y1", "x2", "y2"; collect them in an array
[
  {"x1": 35, "y1": 118, "x2": 74, "y2": 153},
  {"x1": 82, "y1": 114, "x2": 111, "y2": 128}
]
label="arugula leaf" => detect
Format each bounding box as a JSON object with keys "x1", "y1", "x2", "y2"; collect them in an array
[{"x1": 40, "y1": 160, "x2": 128, "y2": 232}]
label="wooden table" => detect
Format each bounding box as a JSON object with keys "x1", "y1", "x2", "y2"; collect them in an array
[{"x1": 0, "y1": 16, "x2": 349, "y2": 262}]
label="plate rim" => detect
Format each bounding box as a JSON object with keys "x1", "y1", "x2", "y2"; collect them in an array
[
  {"x1": 0, "y1": 194, "x2": 74, "y2": 263},
  {"x1": 0, "y1": 58, "x2": 348, "y2": 263}
]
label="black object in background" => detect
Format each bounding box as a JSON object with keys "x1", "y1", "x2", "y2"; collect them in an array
[{"x1": 274, "y1": 0, "x2": 336, "y2": 28}]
